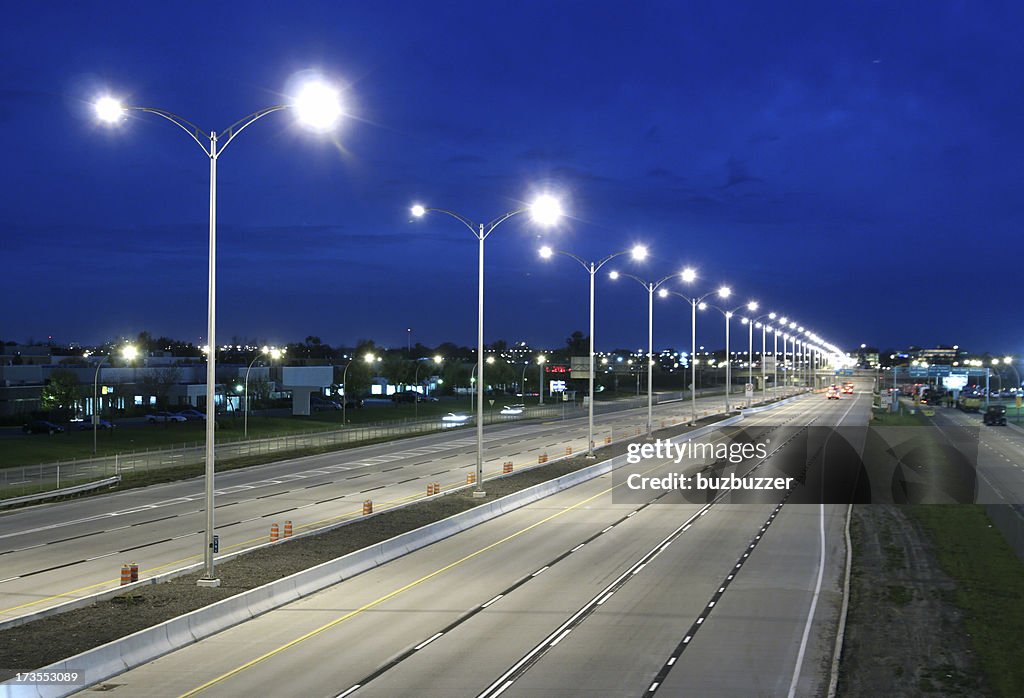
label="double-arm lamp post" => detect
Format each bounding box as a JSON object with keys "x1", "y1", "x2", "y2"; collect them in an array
[
  {"x1": 95, "y1": 77, "x2": 344, "y2": 587},
  {"x1": 413, "y1": 355, "x2": 443, "y2": 419},
  {"x1": 701, "y1": 300, "x2": 758, "y2": 412},
  {"x1": 657, "y1": 279, "x2": 731, "y2": 425},
  {"x1": 609, "y1": 269, "x2": 693, "y2": 437},
  {"x1": 411, "y1": 196, "x2": 563, "y2": 496},
  {"x1": 539, "y1": 244, "x2": 647, "y2": 456}
]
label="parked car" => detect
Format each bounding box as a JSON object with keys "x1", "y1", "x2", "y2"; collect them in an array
[
  {"x1": 146, "y1": 411, "x2": 187, "y2": 423},
  {"x1": 983, "y1": 405, "x2": 1007, "y2": 426},
  {"x1": 175, "y1": 409, "x2": 206, "y2": 421},
  {"x1": 310, "y1": 396, "x2": 341, "y2": 411},
  {"x1": 23, "y1": 420, "x2": 65, "y2": 434},
  {"x1": 76, "y1": 418, "x2": 115, "y2": 430}
]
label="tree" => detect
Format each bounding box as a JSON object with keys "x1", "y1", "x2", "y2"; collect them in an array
[
  {"x1": 141, "y1": 367, "x2": 182, "y2": 410},
  {"x1": 566, "y1": 331, "x2": 588, "y2": 356},
  {"x1": 41, "y1": 369, "x2": 81, "y2": 419}
]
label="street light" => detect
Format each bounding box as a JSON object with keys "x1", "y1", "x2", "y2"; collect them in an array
[
  {"x1": 538, "y1": 354, "x2": 547, "y2": 405},
  {"x1": 701, "y1": 299, "x2": 757, "y2": 412},
  {"x1": 343, "y1": 352, "x2": 378, "y2": 426},
  {"x1": 411, "y1": 195, "x2": 563, "y2": 496},
  {"x1": 659, "y1": 277, "x2": 730, "y2": 425},
  {"x1": 95, "y1": 75, "x2": 344, "y2": 588},
  {"x1": 540, "y1": 244, "x2": 647, "y2": 456},
  {"x1": 88, "y1": 344, "x2": 137, "y2": 455},
  {"x1": 609, "y1": 268, "x2": 692, "y2": 437},
  {"x1": 244, "y1": 346, "x2": 283, "y2": 438},
  {"x1": 413, "y1": 354, "x2": 443, "y2": 419}
]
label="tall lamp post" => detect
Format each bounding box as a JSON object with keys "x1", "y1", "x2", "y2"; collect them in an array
[
  {"x1": 609, "y1": 269, "x2": 693, "y2": 437},
  {"x1": 701, "y1": 300, "x2": 758, "y2": 412},
  {"x1": 411, "y1": 196, "x2": 563, "y2": 496},
  {"x1": 743, "y1": 311, "x2": 775, "y2": 404},
  {"x1": 540, "y1": 244, "x2": 648, "y2": 456},
  {"x1": 244, "y1": 346, "x2": 283, "y2": 438},
  {"x1": 343, "y1": 353, "x2": 378, "y2": 426},
  {"x1": 659, "y1": 280, "x2": 731, "y2": 425},
  {"x1": 413, "y1": 355, "x2": 443, "y2": 419},
  {"x1": 538, "y1": 354, "x2": 546, "y2": 405},
  {"x1": 88, "y1": 344, "x2": 137, "y2": 455},
  {"x1": 96, "y1": 78, "x2": 343, "y2": 587}
]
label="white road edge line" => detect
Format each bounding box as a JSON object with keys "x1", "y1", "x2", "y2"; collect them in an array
[
  {"x1": 787, "y1": 502, "x2": 826, "y2": 698},
  {"x1": 827, "y1": 501, "x2": 854, "y2": 698}
]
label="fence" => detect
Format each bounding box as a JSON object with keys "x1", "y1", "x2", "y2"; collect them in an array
[{"x1": 0, "y1": 386, "x2": 795, "y2": 501}]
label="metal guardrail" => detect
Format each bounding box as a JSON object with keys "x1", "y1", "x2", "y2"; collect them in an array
[
  {"x1": 0, "y1": 476, "x2": 121, "y2": 508},
  {"x1": 0, "y1": 387, "x2": 796, "y2": 501}
]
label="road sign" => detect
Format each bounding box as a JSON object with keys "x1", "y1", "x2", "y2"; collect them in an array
[{"x1": 744, "y1": 383, "x2": 753, "y2": 398}]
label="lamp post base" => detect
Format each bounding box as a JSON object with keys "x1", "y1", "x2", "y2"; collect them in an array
[
  {"x1": 472, "y1": 490, "x2": 487, "y2": 499},
  {"x1": 196, "y1": 578, "x2": 221, "y2": 588}
]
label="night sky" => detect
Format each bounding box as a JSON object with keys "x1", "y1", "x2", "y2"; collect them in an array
[{"x1": 2, "y1": 2, "x2": 1021, "y2": 356}]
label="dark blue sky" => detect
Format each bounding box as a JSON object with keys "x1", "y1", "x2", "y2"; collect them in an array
[{"x1": 2, "y1": 1, "x2": 1021, "y2": 356}]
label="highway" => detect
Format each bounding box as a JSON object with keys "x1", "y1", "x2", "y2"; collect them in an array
[
  {"x1": 0, "y1": 390, "x2": 785, "y2": 625},
  {"x1": 78, "y1": 389, "x2": 869, "y2": 697}
]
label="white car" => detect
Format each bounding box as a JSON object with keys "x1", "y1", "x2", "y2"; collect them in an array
[
  {"x1": 146, "y1": 411, "x2": 187, "y2": 423},
  {"x1": 500, "y1": 405, "x2": 524, "y2": 416},
  {"x1": 441, "y1": 412, "x2": 471, "y2": 427}
]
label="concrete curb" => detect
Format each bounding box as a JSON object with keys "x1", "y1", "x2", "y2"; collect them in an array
[{"x1": 1, "y1": 405, "x2": 797, "y2": 698}]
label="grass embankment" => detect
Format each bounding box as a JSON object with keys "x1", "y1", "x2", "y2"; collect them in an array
[{"x1": 908, "y1": 505, "x2": 1024, "y2": 696}]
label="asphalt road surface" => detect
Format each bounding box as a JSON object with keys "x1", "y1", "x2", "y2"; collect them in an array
[
  {"x1": 77, "y1": 389, "x2": 869, "y2": 697},
  {"x1": 0, "y1": 390, "x2": 791, "y2": 625}
]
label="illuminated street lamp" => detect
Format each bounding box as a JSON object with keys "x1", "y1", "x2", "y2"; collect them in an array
[
  {"x1": 411, "y1": 195, "x2": 563, "y2": 496},
  {"x1": 95, "y1": 76, "x2": 344, "y2": 588},
  {"x1": 659, "y1": 276, "x2": 730, "y2": 424},
  {"x1": 343, "y1": 352, "x2": 379, "y2": 426},
  {"x1": 413, "y1": 354, "x2": 444, "y2": 419},
  {"x1": 610, "y1": 268, "x2": 694, "y2": 436},
  {"x1": 244, "y1": 346, "x2": 284, "y2": 438},
  {"x1": 538, "y1": 354, "x2": 547, "y2": 405},
  {"x1": 87, "y1": 344, "x2": 137, "y2": 455},
  {"x1": 701, "y1": 299, "x2": 758, "y2": 412},
  {"x1": 540, "y1": 244, "x2": 647, "y2": 456}
]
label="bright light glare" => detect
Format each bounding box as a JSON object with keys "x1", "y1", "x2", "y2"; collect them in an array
[
  {"x1": 539, "y1": 245, "x2": 554, "y2": 259},
  {"x1": 433, "y1": 354, "x2": 443, "y2": 363},
  {"x1": 680, "y1": 267, "x2": 697, "y2": 283},
  {"x1": 718, "y1": 286, "x2": 731, "y2": 299},
  {"x1": 747, "y1": 301, "x2": 758, "y2": 312},
  {"x1": 630, "y1": 245, "x2": 648, "y2": 261},
  {"x1": 410, "y1": 204, "x2": 426, "y2": 218},
  {"x1": 657, "y1": 288, "x2": 668, "y2": 298},
  {"x1": 486, "y1": 356, "x2": 496, "y2": 364},
  {"x1": 529, "y1": 194, "x2": 563, "y2": 226},
  {"x1": 95, "y1": 96, "x2": 125, "y2": 124},
  {"x1": 769, "y1": 312, "x2": 776, "y2": 319},
  {"x1": 609, "y1": 270, "x2": 620, "y2": 280},
  {"x1": 293, "y1": 80, "x2": 342, "y2": 131},
  {"x1": 698, "y1": 302, "x2": 707, "y2": 310},
  {"x1": 121, "y1": 345, "x2": 138, "y2": 361}
]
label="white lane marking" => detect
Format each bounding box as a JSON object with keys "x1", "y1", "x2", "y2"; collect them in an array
[
  {"x1": 482, "y1": 594, "x2": 503, "y2": 608},
  {"x1": 788, "y1": 502, "x2": 827, "y2": 698},
  {"x1": 531, "y1": 566, "x2": 549, "y2": 577},
  {"x1": 414, "y1": 632, "x2": 443, "y2": 650}
]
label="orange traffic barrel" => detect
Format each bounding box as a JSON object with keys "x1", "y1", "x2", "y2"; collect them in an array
[
  {"x1": 363, "y1": 499, "x2": 373, "y2": 515},
  {"x1": 466, "y1": 473, "x2": 476, "y2": 485},
  {"x1": 604, "y1": 436, "x2": 612, "y2": 444},
  {"x1": 270, "y1": 523, "x2": 280, "y2": 542},
  {"x1": 502, "y1": 462, "x2": 513, "y2": 474},
  {"x1": 539, "y1": 453, "x2": 548, "y2": 463},
  {"x1": 120, "y1": 564, "x2": 131, "y2": 586},
  {"x1": 565, "y1": 447, "x2": 573, "y2": 456},
  {"x1": 283, "y1": 520, "x2": 293, "y2": 538},
  {"x1": 432, "y1": 482, "x2": 441, "y2": 495},
  {"x1": 129, "y1": 562, "x2": 139, "y2": 583}
]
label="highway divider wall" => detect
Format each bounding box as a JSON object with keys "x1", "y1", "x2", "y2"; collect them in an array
[{"x1": 1, "y1": 411, "x2": 768, "y2": 698}]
